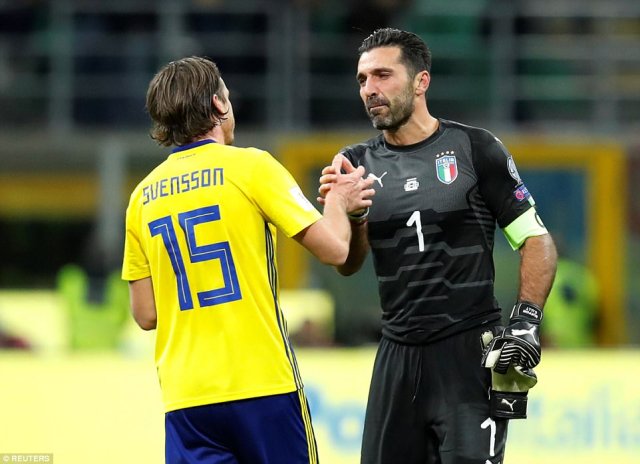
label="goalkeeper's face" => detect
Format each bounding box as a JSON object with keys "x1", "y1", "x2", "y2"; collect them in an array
[{"x1": 358, "y1": 46, "x2": 417, "y2": 132}]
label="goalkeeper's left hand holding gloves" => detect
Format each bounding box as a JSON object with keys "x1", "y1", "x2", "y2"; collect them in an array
[{"x1": 480, "y1": 301, "x2": 543, "y2": 419}]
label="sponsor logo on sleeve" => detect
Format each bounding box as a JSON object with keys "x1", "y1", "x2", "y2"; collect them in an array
[
  {"x1": 507, "y1": 156, "x2": 522, "y2": 183},
  {"x1": 513, "y1": 185, "x2": 531, "y2": 202},
  {"x1": 289, "y1": 186, "x2": 315, "y2": 211}
]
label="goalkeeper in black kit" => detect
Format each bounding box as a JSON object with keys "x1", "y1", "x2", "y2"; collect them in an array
[{"x1": 318, "y1": 28, "x2": 557, "y2": 464}]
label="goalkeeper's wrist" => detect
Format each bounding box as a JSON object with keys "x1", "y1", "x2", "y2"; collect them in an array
[
  {"x1": 510, "y1": 300, "x2": 543, "y2": 324},
  {"x1": 348, "y1": 207, "x2": 369, "y2": 224},
  {"x1": 490, "y1": 390, "x2": 529, "y2": 420}
]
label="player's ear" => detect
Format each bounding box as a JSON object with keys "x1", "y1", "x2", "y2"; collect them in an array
[
  {"x1": 212, "y1": 94, "x2": 226, "y2": 113},
  {"x1": 415, "y1": 71, "x2": 430, "y2": 96}
]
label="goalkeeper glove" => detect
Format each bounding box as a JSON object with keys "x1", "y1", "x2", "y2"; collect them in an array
[
  {"x1": 481, "y1": 329, "x2": 538, "y2": 419},
  {"x1": 482, "y1": 301, "x2": 542, "y2": 375}
]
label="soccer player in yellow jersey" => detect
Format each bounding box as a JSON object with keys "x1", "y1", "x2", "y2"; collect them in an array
[{"x1": 122, "y1": 56, "x2": 375, "y2": 464}]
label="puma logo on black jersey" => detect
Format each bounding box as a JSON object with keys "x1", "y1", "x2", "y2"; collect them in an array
[{"x1": 367, "y1": 171, "x2": 387, "y2": 187}]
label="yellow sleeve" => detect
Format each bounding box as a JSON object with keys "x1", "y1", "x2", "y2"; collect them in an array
[
  {"x1": 121, "y1": 193, "x2": 151, "y2": 281},
  {"x1": 249, "y1": 149, "x2": 322, "y2": 237}
]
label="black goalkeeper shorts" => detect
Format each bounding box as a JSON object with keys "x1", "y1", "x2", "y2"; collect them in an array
[{"x1": 361, "y1": 325, "x2": 508, "y2": 464}]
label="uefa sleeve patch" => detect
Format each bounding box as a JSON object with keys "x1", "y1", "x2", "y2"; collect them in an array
[
  {"x1": 289, "y1": 186, "x2": 315, "y2": 211},
  {"x1": 513, "y1": 184, "x2": 531, "y2": 202}
]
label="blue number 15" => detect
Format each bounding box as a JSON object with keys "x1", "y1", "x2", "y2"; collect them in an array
[{"x1": 148, "y1": 205, "x2": 242, "y2": 310}]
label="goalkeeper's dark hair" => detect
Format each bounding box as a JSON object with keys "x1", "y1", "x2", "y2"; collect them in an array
[
  {"x1": 146, "y1": 56, "x2": 229, "y2": 147},
  {"x1": 359, "y1": 28, "x2": 432, "y2": 77}
]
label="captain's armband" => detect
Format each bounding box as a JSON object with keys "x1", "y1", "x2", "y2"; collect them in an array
[{"x1": 502, "y1": 208, "x2": 548, "y2": 250}]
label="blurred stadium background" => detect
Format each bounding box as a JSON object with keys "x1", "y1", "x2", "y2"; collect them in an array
[{"x1": 0, "y1": 0, "x2": 639, "y2": 462}]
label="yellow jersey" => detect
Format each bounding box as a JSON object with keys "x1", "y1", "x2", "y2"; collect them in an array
[{"x1": 122, "y1": 139, "x2": 322, "y2": 412}]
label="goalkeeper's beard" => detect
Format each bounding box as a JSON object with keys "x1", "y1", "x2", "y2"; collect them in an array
[{"x1": 365, "y1": 84, "x2": 415, "y2": 131}]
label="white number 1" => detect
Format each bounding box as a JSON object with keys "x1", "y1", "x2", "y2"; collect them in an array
[
  {"x1": 406, "y1": 210, "x2": 424, "y2": 252},
  {"x1": 481, "y1": 417, "x2": 496, "y2": 457}
]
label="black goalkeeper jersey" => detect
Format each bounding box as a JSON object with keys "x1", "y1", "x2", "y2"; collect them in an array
[{"x1": 342, "y1": 119, "x2": 535, "y2": 344}]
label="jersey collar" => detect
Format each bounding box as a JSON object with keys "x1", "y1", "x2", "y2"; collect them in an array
[
  {"x1": 383, "y1": 119, "x2": 444, "y2": 153},
  {"x1": 172, "y1": 139, "x2": 217, "y2": 153}
]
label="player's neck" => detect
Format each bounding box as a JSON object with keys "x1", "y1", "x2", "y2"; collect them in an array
[
  {"x1": 194, "y1": 127, "x2": 224, "y2": 145},
  {"x1": 383, "y1": 111, "x2": 439, "y2": 147}
]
